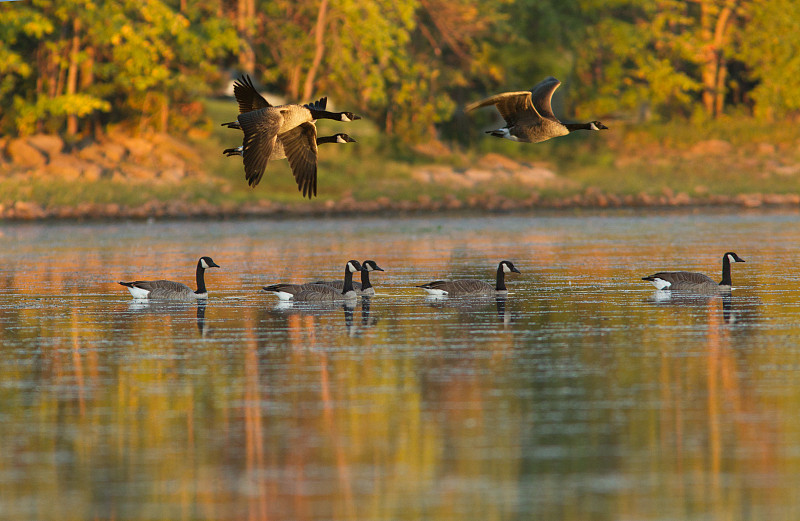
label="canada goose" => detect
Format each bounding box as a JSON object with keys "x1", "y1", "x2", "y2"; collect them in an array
[
  {"x1": 223, "y1": 133, "x2": 356, "y2": 158},
  {"x1": 313, "y1": 259, "x2": 384, "y2": 296},
  {"x1": 119, "y1": 256, "x2": 220, "y2": 300},
  {"x1": 226, "y1": 75, "x2": 360, "y2": 198},
  {"x1": 417, "y1": 260, "x2": 521, "y2": 296},
  {"x1": 466, "y1": 76, "x2": 608, "y2": 143},
  {"x1": 642, "y1": 252, "x2": 746, "y2": 292},
  {"x1": 263, "y1": 260, "x2": 364, "y2": 301},
  {"x1": 221, "y1": 75, "x2": 327, "y2": 129}
]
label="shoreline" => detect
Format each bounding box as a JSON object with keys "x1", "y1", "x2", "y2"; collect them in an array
[{"x1": 2, "y1": 192, "x2": 797, "y2": 222}]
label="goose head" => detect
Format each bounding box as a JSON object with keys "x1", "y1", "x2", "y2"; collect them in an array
[
  {"x1": 724, "y1": 252, "x2": 745, "y2": 263},
  {"x1": 589, "y1": 121, "x2": 609, "y2": 131},
  {"x1": 500, "y1": 260, "x2": 521, "y2": 274},
  {"x1": 335, "y1": 133, "x2": 357, "y2": 143},
  {"x1": 339, "y1": 112, "x2": 361, "y2": 122},
  {"x1": 199, "y1": 257, "x2": 220, "y2": 270},
  {"x1": 362, "y1": 260, "x2": 384, "y2": 272},
  {"x1": 346, "y1": 260, "x2": 364, "y2": 272}
]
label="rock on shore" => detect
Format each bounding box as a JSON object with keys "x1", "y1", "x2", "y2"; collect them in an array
[{"x1": 0, "y1": 132, "x2": 203, "y2": 185}]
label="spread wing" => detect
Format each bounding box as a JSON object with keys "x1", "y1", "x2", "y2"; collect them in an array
[
  {"x1": 530, "y1": 76, "x2": 561, "y2": 121},
  {"x1": 466, "y1": 91, "x2": 540, "y2": 126},
  {"x1": 279, "y1": 122, "x2": 319, "y2": 198},
  {"x1": 238, "y1": 108, "x2": 282, "y2": 187},
  {"x1": 233, "y1": 75, "x2": 271, "y2": 113}
]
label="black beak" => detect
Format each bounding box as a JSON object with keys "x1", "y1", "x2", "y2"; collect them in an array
[{"x1": 512, "y1": 267, "x2": 521, "y2": 274}]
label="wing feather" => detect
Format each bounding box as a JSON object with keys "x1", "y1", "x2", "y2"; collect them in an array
[
  {"x1": 238, "y1": 108, "x2": 282, "y2": 187},
  {"x1": 530, "y1": 76, "x2": 561, "y2": 122},
  {"x1": 279, "y1": 122, "x2": 319, "y2": 198},
  {"x1": 233, "y1": 75, "x2": 271, "y2": 113},
  {"x1": 465, "y1": 91, "x2": 540, "y2": 125}
]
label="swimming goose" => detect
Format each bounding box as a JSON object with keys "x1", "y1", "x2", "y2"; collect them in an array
[
  {"x1": 263, "y1": 260, "x2": 364, "y2": 301},
  {"x1": 642, "y1": 252, "x2": 746, "y2": 292},
  {"x1": 222, "y1": 133, "x2": 356, "y2": 158},
  {"x1": 466, "y1": 76, "x2": 608, "y2": 143},
  {"x1": 119, "y1": 256, "x2": 220, "y2": 300},
  {"x1": 417, "y1": 260, "x2": 521, "y2": 296},
  {"x1": 227, "y1": 75, "x2": 360, "y2": 198},
  {"x1": 313, "y1": 259, "x2": 384, "y2": 296}
]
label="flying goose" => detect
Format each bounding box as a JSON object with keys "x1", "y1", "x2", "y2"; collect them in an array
[
  {"x1": 313, "y1": 259, "x2": 384, "y2": 296},
  {"x1": 119, "y1": 256, "x2": 220, "y2": 300},
  {"x1": 263, "y1": 260, "x2": 365, "y2": 302},
  {"x1": 642, "y1": 252, "x2": 746, "y2": 292},
  {"x1": 417, "y1": 260, "x2": 521, "y2": 297},
  {"x1": 222, "y1": 133, "x2": 356, "y2": 158},
  {"x1": 225, "y1": 75, "x2": 360, "y2": 198},
  {"x1": 221, "y1": 75, "x2": 327, "y2": 129},
  {"x1": 466, "y1": 76, "x2": 608, "y2": 143}
]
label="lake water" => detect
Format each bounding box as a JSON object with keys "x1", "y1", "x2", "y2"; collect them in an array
[{"x1": 1, "y1": 210, "x2": 800, "y2": 521}]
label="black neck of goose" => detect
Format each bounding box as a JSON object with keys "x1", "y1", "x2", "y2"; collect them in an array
[
  {"x1": 495, "y1": 264, "x2": 507, "y2": 291},
  {"x1": 720, "y1": 255, "x2": 732, "y2": 286},
  {"x1": 195, "y1": 261, "x2": 207, "y2": 294},
  {"x1": 564, "y1": 122, "x2": 593, "y2": 132},
  {"x1": 316, "y1": 135, "x2": 337, "y2": 145},
  {"x1": 342, "y1": 266, "x2": 355, "y2": 294},
  {"x1": 360, "y1": 269, "x2": 372, "y2": 290},
  {"x1": 309, "y1": 108, "x2": 343, "y2": 121}
]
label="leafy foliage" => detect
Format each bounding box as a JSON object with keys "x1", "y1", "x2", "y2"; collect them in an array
[{"x1": 0, "y1": 0, "x2": 796, "y2": 142}]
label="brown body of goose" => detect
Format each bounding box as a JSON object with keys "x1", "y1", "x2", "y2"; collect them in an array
[
  {"x1": 417, "y1": 260, "x2": 520, "y2": 296},
  {"x1": 263, "y1": 260, "x2": 365, "y2": 301},
  {"x1": 466, "y1": 76, "x2": 608, "y2": 143},
  {"x1": 642, "y1": 252, "x2": 746, "y2": 293},
  {"x1": 313, "y1": 260, "x2": 384, "y2": 296},
  {"x1": 119, "y1": 256, "x2": 220, "y2": 301},
  {"x1": 223, "y1": 75, "x2": 360, "y2": 198}
]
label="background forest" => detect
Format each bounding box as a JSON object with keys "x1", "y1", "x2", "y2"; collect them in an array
[
  {"x1": 2, "y1": 0, "x2": 798, "y2": 141},
  {"x1": 0, "y1": 0, "x2": 799, "y2": 216}
]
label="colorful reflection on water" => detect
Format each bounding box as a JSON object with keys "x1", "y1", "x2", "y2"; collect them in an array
[{"x1": 1, "y1": 211, "x2": 799, "y2": 520}]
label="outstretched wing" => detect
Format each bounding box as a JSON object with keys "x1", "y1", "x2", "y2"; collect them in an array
[
  {"x1": 530, "y1": 76, "x2": 561, "y2": 122},
  {"x1": 233, "y1": 75, "x2": 272, "y2": 113},
  {"x1": 238, "y1": 108, "x2": 282, "y2": 187},
  {"x1": 465, "y1": 91, "x2": 540, "y2": 126},
  {"x1": 279, "y1": 122, "x2": 319, "y2": 198}
]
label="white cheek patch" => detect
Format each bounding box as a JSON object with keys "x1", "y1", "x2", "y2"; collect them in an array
[
  {"x1": 503, "y1": 264, "x2": 511, "y2": 273},
  {"x1": 727, "y1": 254, "x2": 736, "y2": 263},
  {"x1": 649, "y1": 278, "x2": 671, "y2": 290},
  {"x1": 200, "y1": 259, "x2": 209, "y2": 269},
  {"x1": 589, "y1": 122, "x2": 599, "y2": 131},
  {"x1": 337, "y1": 135, "x2": 347, "y2": 143},
  {"x1": 340, "y1": 114, "x2": 351, "y2": 122},
  {"x1": 423, "y1": 288, "x2": 449, "y2": 296},
  {"x1": 348, "y1": 262, "x2": 358, "y2": 272}
]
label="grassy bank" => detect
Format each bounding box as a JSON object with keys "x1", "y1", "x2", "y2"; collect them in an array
[{"x1": 1, "y1": 102, "x2": 799, "y2": 219}]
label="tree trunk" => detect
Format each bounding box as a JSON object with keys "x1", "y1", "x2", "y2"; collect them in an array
[
  {"x1": 237, "y1": 0, "x2": 256, "y2": 74},
  {"x1": 302, "y1": 0, "x2": 329, "y2": 101},
  {"x1": 66, "y1": 19, "x2": 81, "y2": 136},
  {"x1": 699, "y1": 0, "x2": 738, "y2": 118}
]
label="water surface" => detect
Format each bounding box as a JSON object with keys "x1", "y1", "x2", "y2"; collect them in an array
[{"x1": 1, "y1": 210, "x2": 799, "y2": 521}]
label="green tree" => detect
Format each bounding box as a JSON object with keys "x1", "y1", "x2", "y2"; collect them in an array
[
  {"x1": 0, "y1": 0, "x2": 237, "y2": 137},
  {"x1": 739, "y1": 0, "x2": 800, "y2": 119}
]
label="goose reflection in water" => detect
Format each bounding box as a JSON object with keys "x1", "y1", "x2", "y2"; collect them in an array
[
  {"x1": 124, "y1": 299, "x2": 212, "y2": 337},
  {"x1": 425, "y1": 295, "x2": 514, "y2": 326},
  {"x1": 647, "y1": 290, "x2": 759, "y2": 326}
]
